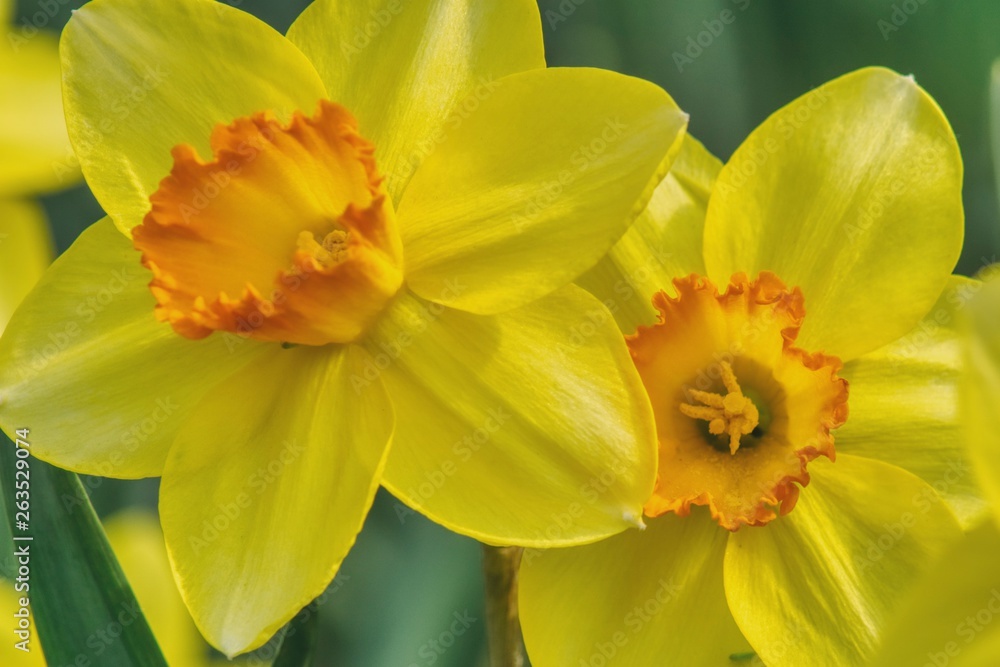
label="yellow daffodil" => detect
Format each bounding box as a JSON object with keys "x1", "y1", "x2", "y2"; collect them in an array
[
  {"x1": 965, "y1": 271, "x2": 1000, "y2": 523},
  {"x1": 0, "y1": 0, "x2": 688, "y2": 655},
  {"x1": 869, "y1": 519, "x2": 1000, "y2": 666},
  {"x1": 520, "y1": 67, "x2": 984, "y2": 666},
  {"x1": 0, "y1": 211, "x2": 51, "y2": 334},
  {"x1": 0, "y1": 0, "x2": 74, "y2": 315},
  {"x1": 0, "y1": 131, "x2": 51, "y2": 667},
  {"x1": 0, "y1": 0, "x2": 77, "y2": 195},
  {"x1": 871, "y1": 270, "x2": 1000, "y2": 666}
]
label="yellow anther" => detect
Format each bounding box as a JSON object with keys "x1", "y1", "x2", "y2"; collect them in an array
[
  {"x1": 679, "y1": 361, "x2": 760, "y2": 455},
  {"x1": 297, "y1": 229, "x2": 350, "y2": 268}
]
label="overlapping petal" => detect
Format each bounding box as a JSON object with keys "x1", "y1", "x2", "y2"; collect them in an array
[
  {"x1": 0, "y1": 200, "x2": 51, "y2": 330},
  {"x1": 725, "y1": 455, "x2": 962, "y2": 666},
  {"x1": 160, "y1": 344, "x2": 394, "y2": 656},
  {"x1": 371, "y1": 287, "x2": 656, "y2": 546},
  {"x1": 576, "y1": 135, "x2": 720, "y2": 333},
  {"x1": 399, "y1": 67, "x2": 686, "y2": 314},
  {"x1": 871, "y1": 520, "x2": 1000, "y2": 666},
  {"x1": 0, "y1": 220, "x2": 267, "y2": 476},
  {"x1": 965, "y1": 272, "x2": 1000, "y2": 523},
  {"x1": 60, "y1": 0, "x2": 326, "y2": 234},
  {"x1": 520, "y1": 511, "x2": 752, "y2": 666},
  {"x1": 703, "y1": 67, "x2": 963, "y2": 361},
  {"x1": 287, "y1": 0, "x2": 544, "y2": 202},
  {"x1": 838, "y1": 277, "x2": 988, "y2": 527},
  {"x1": 0, "y1": 25, "x2": 77, "y2": 195}
]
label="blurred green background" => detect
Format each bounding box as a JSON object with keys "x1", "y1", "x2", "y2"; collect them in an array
[{"x1": 11, "y1": 0, "x2": 1000, "y2": 664}]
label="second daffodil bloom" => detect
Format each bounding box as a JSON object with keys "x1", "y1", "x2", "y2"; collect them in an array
[
  {"x1": 0, "y1": 0, "x2": 687, "y2": 656},
  {"x1": 0, "y1": 0, "x2": 78, "y2": 288},
  {"x1": 0, "y1": 0, "x2": 77, "y2": 197},
  {"x1": 521, "y1": 68, "x2": 985, "y2": 666}
]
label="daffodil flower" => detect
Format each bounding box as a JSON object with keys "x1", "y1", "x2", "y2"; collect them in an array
[
  {"x1": 0, "y1": 0, "x2": 688, "y2": 655},
  {"x1": 520, "y1": 67, "x2": 984, "y2": 666},
  {"x1": 0, "y1": 205, "x2": 49, "y2": 667},
  {"x1": 0, "y1": 0, "x2": 77, "y2": 197},
  {"x1": 869, "y1": 519, "x2": 1000, "y2": 666},
  {"x1": 0, "y1": 216, "x2": 51, "y2": 335},
  {"x1": 0, "y1": 0, "x2": 72, "y2": 313},
  {"x1": 965, "y1": 271, "x2": 1000, "y2": 522}
]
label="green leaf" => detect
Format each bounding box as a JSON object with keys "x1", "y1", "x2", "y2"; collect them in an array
[
  {"x1": 271, "y1": 603, "x2": 319, "y2": 667},
  {"x1": 0, "y1": 432, "x2": 166, "y2": 665},
  {"x1": 991, "y1": 58, "x2": 1000, "y2": 215}
]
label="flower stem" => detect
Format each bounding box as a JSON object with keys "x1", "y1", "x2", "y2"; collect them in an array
[{"x1": 481, "y1": 545, "x2": 527, "y2": 667}]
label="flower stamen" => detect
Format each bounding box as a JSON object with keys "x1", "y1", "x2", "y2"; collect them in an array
[
  {"x1": 679, "y1": 361, "x2": 760, "y2": 455},
  {"x1": 133, "y1": 101, "x2": 404, "y2": 346}
]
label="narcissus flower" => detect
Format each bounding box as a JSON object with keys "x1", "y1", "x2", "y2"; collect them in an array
[
  {"x1": 0, "y1": 0, "x2": 74, "y2": 308},
  {"x1": 0, "y1": 215, "x2": 51, "y2": 334},
  {"x1": 0, "y1": 195, "x2": 50, "y2": 667},
  {"x1": 0, "y1": 0, "x2": 78, "y2": 197},
  {"x1": 964, "y1": 271, "x2": 1000, "y2": 525},
  {"x1": 869, "y1": 519, "x2": 1000, "y2": 666},
  {"x1": 521, "y1": 68, "x2": 984, "y2": 666},
  {"x1": 0, "y1": 0, "x2": 686, "y2": 656}
]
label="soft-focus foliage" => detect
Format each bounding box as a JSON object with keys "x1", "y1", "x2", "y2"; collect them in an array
[{"x1": 5, "y1": 1, "x2": 1000, "y2": 665}]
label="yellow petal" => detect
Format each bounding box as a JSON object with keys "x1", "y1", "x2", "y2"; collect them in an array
[
  {"x1": 0, "y1": 200, "x2": 52, "y2": 331},
  {"x1": 703, "y1": 67, "x2": 963, "y2": 361},
  {"x1": 370, "y1": 287, "x2": 656, "y2": 546},
  {"x1": 0, "y1": 26, "x2": 78, "y2": 195},
  {"x1": 400, "y1": 67, "x2": 687, "y2": 314},
  {"x1": 61, "y1": 0, "x2": 326, "y2": 234},
  {"x1": 871, "y1": 519, "x2": 1000, "y2": 667},
  {"x1": 577, "y1": 134, "x2": 721, "y2": 333},
  {"x1": 104, "y1": 511, "x2": 212, "y2": 667},
  {"x1": 520, "y1": 511, "x2": 752, "y2": 666},
  {"x1": 965, "y1": 270, "x2": 1000, "y2": 525},
  {"x1": 0, "y1": 219, "x2": 267, "y2": 477},
  {"x1": 838, "y1": 277, "x2": 989, "y2": 528},
  {"x1": 160, "y1": 344, "x2": 393, "y2": 656},
  {"x1": 286, "y1": 0, "x2": 544, "y2": 202},
  {"x1": 725, "y1": 455, "x2": 962, "y2": 666}
]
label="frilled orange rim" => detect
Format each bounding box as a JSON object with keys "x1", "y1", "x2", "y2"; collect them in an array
[
  {"x1": 132, "y1": 101, "x2": 404, "y2": 347},
  {"x1": 628, "y1": 272, "x2": 849, "y2": 530}
]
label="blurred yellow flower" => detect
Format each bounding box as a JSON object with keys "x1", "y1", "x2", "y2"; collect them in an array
[
  {"x1": 521, "y1": 67, "x2": 982, "y2": 666},
  {"x1": 0, "y1": 209, "x2": 51, "y2": 333},
  {"x1": 0, "y1": 0, "x2": 69, "y2": 332},
  {"x1": 965, "y1": 271, "x2": 1000, "y2": 524},
  {"x1": 0, "y1": 0, "x2": 77, "y2": 196},
  {"x1": 0, "y1": 0, "x2": 687, "y2": 655},
  {"x1": 870, "y1": 519, "x2": 1000, "y2": 667},
  {"x1": 871, "y1": 269, "x2": 1000, "y2": 667}
]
